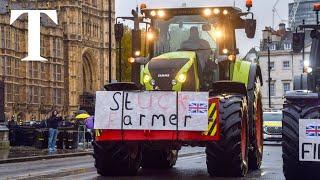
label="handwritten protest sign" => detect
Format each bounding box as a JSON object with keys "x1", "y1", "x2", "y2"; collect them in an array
[{"x1": 94, "y1": 91, "x2": 208, "y2": 131}]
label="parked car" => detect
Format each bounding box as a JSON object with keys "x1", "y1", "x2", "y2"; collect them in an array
[{"x1": 263, "y1": 111, "x2": 282, "y2": 141}]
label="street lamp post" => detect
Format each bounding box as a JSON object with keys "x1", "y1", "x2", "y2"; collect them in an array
[
  {"x1": 267, "y1": 36, "x2": 271, "y2": 109},
  {"x1": 263, "y1": 29, "x2": 272, "y2": 109},
  {"x1": 108, "y1": 0, "x2": 112, "y2": 83}
]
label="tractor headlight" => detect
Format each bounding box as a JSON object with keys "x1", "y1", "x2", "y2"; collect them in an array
[
  {"x1": 134, "y1": 51, "x2": 141, "y2": 57},
  {"x1": 172, "y1": 79, "x2": 177, "y2": 85},
  {"x1": 143, "y1": 74, "x2": 151, "y2": 83},
  {"x1": 177, "y1": 74, "x2": 187, "y2": 83},
  {"x1": 150, "y1": 79, "x2": 156, "y2": 86},
  {"x1": 147, "y1": 31, "x2": 154, "y2": 40},
  {"x1": 214, "y1": 30, "x2": 223, "y2": 39},
  {"x1": 306, "y1": 67, "x2": 313, "y2": 73}
]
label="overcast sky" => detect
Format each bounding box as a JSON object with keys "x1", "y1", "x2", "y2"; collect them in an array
[{"x1": 115, "y1": 0, "x2": 293, "y2": 56}]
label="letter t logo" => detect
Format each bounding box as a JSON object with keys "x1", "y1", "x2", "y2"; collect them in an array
[{"x1": 10, "y1": 10, "x2": 58, "y2": 61}]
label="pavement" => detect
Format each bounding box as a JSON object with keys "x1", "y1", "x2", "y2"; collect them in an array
[
  {"x1": 0, "y1": 146, "x2": 92, "y2": 164},
  {"x1": 0, "y1": 144, "x2": 285, "y2": 180},
  {"x1": 0, "y1": 145, "x2": 204, "y2": 164}
]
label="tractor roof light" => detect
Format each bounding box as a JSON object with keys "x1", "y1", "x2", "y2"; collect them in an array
[
  {"x1": 213, "y1": 8, "x2": 220, "y2": 15},
  {"x1": 128, "y1": 57, "x2": 135, "y2": 63},
  {"x1": 177, "y1": 74, "x2": 187, "y2": 83},
  {"x1": 150, "y1": 10, "x2": 157, "y2": 17},
  {"x1": 157, "y1": 10, "x2": 165, "y2": 18},
  {"x1": 223, "y1": 9, "x2": 228, "y2": 15},
  {"x1": 203, "y1": 8, "x2": 212, "y2": 17},
  {"x1": 314, "y1": 3, "x2": 320, "y2": 11}
]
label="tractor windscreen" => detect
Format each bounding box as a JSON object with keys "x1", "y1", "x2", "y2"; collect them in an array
[{"x1": 154, "y1": 15, "x2": 217, "y2": 56}]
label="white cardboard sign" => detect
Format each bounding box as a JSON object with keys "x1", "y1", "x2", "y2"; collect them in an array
[
  {"x1": 299, "y1": 119, "x2": 320, "y2": 162},
  {"x1": 94, "y1": 91, "x2": 208, "y2": 131}
]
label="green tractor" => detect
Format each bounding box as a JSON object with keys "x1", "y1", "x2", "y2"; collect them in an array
[{"x1": 93, "y1": 2, "x2": 263, "y2": 177}]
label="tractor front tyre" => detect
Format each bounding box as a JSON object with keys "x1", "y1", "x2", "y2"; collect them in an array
[
  {"x1": 93, "y1": 141, "x2": 141, "y2": 176},
  {"x1": 248, "y1": 77, "x2": 264, "y2": 170},
  {"x1": 206, "y1": 95, "x2": 249, "y2": 177},
  {"x1": 282, "y1": 99, "x2": 320, "y2": 180},
  {"x1": 141, "y1": 147, "x2": 178, "y2": 169}
]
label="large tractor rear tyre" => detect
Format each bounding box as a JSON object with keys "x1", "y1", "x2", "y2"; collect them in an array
[
  {"x1": 141, "y1": 147, "x2": 178, "y2": 169},
  {"x1": 248, "y1": 77, "x2": 264, "y2": 170},
  {"x1": 206, "y1": 95, "x2": 249, "y2": 177},
  {"x1": 282, "y1": 99, "x2": 320, "y2": 180},
  {"x1": 93, "y1": 141, "x2": 141, "y2": 176}
]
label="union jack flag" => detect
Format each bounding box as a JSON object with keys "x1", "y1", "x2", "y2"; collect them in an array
[
  {"x1": 306, "y1": 125, "x2": 320, "y2": 137},
  {"x1": 188, "y1": 101, "x2": 208, "y2": 115}
]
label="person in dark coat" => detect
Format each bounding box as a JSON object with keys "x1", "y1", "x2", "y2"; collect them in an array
[{"x1": 47, "y1": 110, "x2": 62, "y2": 152}]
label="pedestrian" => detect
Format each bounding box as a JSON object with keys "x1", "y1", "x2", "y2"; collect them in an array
[
  {"x1": 85, "y1": 116, "x2": 94, "y2": 147},
  {"x1": 47, "y1": 110, "x2": 62, "y2": 152}
]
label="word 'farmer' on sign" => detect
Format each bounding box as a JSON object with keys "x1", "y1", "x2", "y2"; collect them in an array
[
  {"x1": 10, "y1": 10, "x2": 58, "y2": 61},
  {"x1": 94, "y1": 91, "x2": 209, "y2": 131}
]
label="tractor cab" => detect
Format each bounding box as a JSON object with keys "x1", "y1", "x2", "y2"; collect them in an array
[{"x1": 139, "y1": 6, "x2": 256, "y2": 91}]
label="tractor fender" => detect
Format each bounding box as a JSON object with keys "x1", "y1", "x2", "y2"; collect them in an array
[
  {"x1": 247, "y1": 63, "x2": 263, "y2": 143},
  {"x1": 210, "y1": 81, "x2": 247, "y2": 97},
  {"x1": 247, "y1": 63, "x2": 263, "y2": 92}
]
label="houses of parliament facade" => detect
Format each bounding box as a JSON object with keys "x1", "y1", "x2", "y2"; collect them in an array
[{"x1": 0, "y1": 0, "x2": 116, "y2": 121}]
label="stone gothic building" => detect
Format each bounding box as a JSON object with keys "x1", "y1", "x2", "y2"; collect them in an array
[{"x1": 0, "y1": 0, "x2": 116, "y2": 121}]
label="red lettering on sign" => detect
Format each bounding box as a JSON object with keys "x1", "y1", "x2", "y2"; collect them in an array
[
  {"x1": 178, "y1": 94, "x2": 189, "y2": 113},
  {"x1": 158, "y1": 93, "x2": 172, "y2": 110},
  {"x1": 107, "y1": 111, "x2": 117, "y2": 128},
  {"x1": 137, "y1": 93, "x2": 152, "y2": 109}
]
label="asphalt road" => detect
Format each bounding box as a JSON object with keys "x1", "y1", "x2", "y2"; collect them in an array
[{"x1": 0, "y1": 144, "x2": 284, "y2": 180}]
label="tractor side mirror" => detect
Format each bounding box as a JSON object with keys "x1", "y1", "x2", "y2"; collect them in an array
[
  {"x1": 134, "y1": 57, "x2": 150, "y2": 65},
  {"x1": 292, "y1": 32, "x2": 305, "y2": 53},
  {"x1": 245, "y1": 19, "x2": 256, "y2": 39},
  {"x1": 202, "y1": 24, "x2": 211, "y2": 31}
]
